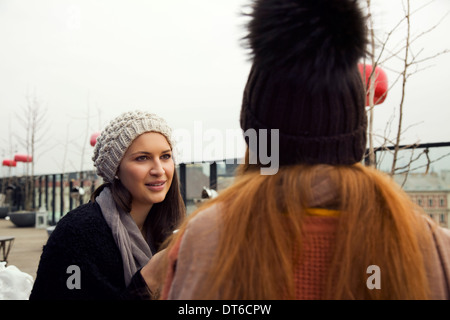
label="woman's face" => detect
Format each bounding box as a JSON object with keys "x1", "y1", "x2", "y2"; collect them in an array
[{"x1": 117, "y1": 132, "x2": 174, "y2": 211}]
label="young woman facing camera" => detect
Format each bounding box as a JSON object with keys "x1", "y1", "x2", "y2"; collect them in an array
[{"x1": 30, "y1": 110, "x2": 185, "y2": 300}]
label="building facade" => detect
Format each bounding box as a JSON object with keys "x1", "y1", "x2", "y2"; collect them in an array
[{"x1": 394, "y1": 171, "x2": 450, "y2": 228}]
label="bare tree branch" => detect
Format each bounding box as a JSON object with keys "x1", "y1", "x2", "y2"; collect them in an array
[{"x1": 14, "y1": 91, "x2": 50, "y2": 210}]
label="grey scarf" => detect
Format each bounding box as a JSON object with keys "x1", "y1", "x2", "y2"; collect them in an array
[{"x1": 96, "y1": 187, "x2": 153, "y2": 286}]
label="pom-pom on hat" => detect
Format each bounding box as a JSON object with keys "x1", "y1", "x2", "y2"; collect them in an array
[
  {"x1": 92, "y1": 110, "x2": 174, "y2": 183},
  {"x1": 240, "y1": 0, "x2": 368, "y2": 166}
]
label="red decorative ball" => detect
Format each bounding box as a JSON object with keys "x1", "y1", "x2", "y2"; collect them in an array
[
  {"x1": 2, "y1": 159, "x2": 17, "y2": 167},
  {"x1": 358, "y1": 63, "x2": 388, "y2": 106},
  {"x1": 90, "y1": 132, "x2": 101, "y2": 147},
  {"x1": 14, "y1": 154, "x2": 32, "y2": 163}
]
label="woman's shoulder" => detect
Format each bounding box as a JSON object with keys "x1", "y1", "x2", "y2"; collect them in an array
[
  {"x1": 48, "y1": 201, "x2": 109, "y2": 244},
  {"x1": 163, "y1": 203, "x2": 222, "y2": 299},
  {"x1": 56, "y1": 201, "x2": 101, "y2": 225},
  {"x1": 186, "y1": 203, "x2": 222, "y2": 233},
  {"x1": 422, "y1": 215, "x2": 450, "y2": 248},
  {"x1": 432, "y1": 224, "x2": 450, "y2": 254},
  {"x1": 176, "y1": 203, "x2": 223, "y2": 253}
]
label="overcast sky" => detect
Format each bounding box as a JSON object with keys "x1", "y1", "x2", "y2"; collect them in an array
[{"x1": 1, "y1": 0, "x2": 449, "y2": 176}]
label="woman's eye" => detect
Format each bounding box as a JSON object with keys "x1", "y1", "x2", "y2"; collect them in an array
[
  {"x1": 136, "y1": 156, "x2": 149, "y2": 161},
  {"x1": 161, "y1": 154, "x2": 172, "y2": 160}
]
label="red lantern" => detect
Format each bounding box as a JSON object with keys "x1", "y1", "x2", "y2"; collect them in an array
[
  {"x1": 2, "y1": 159, "x2": 17, "y2": 167},
  {"x1": 358, "y1": 63, "x2": 388, "y2": 106},
  {"x1": 90, "y1": 132, "x2": 101, "y2": 147},
  {"x1": 14, "y1": 154, "x2": 33, "y2": 163}
]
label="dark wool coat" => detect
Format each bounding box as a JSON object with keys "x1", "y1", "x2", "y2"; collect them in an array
[{"x1": 29, "y1": 201, "x2": 150, "y2": 300}]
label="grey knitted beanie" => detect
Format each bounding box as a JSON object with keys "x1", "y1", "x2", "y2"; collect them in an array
[{"x1": 92, "y1": 110, "x2": 174, "y2": 183}]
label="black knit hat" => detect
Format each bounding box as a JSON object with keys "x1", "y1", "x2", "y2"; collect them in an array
[{"x1": 240, "y1": 0, "x2": 368, "y2": 166}]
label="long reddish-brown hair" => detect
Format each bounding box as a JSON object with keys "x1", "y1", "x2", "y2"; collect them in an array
[{"x1": 164, "y1": 156, "x2": 434, "y2": 299}]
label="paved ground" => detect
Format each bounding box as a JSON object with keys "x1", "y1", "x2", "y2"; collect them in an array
[{"x1": 0, "y1": 217, "x2": 49, "y2": 280}]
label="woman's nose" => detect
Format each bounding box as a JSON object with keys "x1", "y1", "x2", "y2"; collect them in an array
[{"x1": 150, "y1": 160, "x2": 165, "y2": 176}]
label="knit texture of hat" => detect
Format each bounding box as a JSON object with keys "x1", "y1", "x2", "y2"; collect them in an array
[
  {"x1": 240, "y1": 0, "x2": 368, "y2": 166},
  {"x1": 92, "y1": 110, "x2": 173, "y2": 183}
]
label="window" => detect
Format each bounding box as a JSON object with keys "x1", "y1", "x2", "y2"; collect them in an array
[
  {"x1": 440, "y1": 214, "x2": 445, "y2": 223},
  {"x1": 428, "y1": 198, "x2": 433, "y2": 207},
  {"x1": 418, "y1": 198, "x2": 422, "y2": 206},
  {"x1": 440, "y1": 198, "x2": 445, "y2": 207}
]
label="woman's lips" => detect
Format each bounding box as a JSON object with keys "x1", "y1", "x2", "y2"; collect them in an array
[{"x1": 145, "y1": 181, "x2": 166, "y2": 191}]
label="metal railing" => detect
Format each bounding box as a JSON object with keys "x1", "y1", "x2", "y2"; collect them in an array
[{"x1": 1, "y1": 142, "x2": 449, "y2": 225}]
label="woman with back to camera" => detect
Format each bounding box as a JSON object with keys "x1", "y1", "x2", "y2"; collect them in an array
[
  {"x1": 143, "y1": 0, "x2": 450, "y2": 300},
  {"x1": 30, "y1": 110, "x2": 185, "y2": 300}
]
